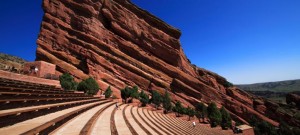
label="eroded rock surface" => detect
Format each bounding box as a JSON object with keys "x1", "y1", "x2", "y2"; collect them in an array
[{"x1": 37, "y1": 0, "x2": 280, "y2": 126}]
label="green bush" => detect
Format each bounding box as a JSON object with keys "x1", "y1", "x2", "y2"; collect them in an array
[
  {"x1": 220, "y1": 106, "x2": 232, "y2": 130},
  {"x1": 131, "y1": 86, "x2": 140, "y2": 99},
  {"x1": 59, "y1": 73, "x2": 77, "y2": 91},
  {"x1": 139, "y1": 90, "x2": 149, "y2": 107},
  {"x1": 195, "y1": 102, "x2": 207, "y2": 123},
  {"x1": 186, "y1": 106, "x2": 195, "y2": 121},
  {"x1": 173, "y1": 101, "x2": 184, "y2": 117},
  {"x1": 121, "y1": 86, "x2": 140, "y2": 103},
  {"x1": 77, "y1": 77, "x2": 99, "y2": 95},
  {"x1": 162, "y1": 91, "x2": 172, "y2": 113},
  {"x1": 151, "y1": 90, "x2": 162, "y2": 109},
  {"x1": 249, "y1": 115, "x2": 277, "y2": 135},
  {"x1": 104, "y1": 86, "x2": 112, "y2": 98},
  {"x1": 207, "y1": 102, "x2": 222, "y2": 127},
  {"x1": 224, "y1": 81, "x2": 233, "y2": 88}
]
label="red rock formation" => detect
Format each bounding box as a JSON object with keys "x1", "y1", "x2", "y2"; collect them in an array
[
  {"x1": 36, "y1": 0, "x2": 279, "y2": 126},
  {"x1": 286, "y1": 93, "x2": 300, "y2": 108}
]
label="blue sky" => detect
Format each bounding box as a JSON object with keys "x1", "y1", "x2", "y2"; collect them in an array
[{"x1": 0, "y1": 0, "x2": 300, "y2": 84}]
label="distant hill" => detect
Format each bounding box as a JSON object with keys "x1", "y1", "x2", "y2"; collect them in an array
[
  {"x1": 237, "y1": 79, "x2": 300, "y2": 93},
  {"x1": 0, "y1": 53, "x2": 27, "y2": 71},
  {"x1": 238, "y1": 79, "x2": 300, "y2": 104}
]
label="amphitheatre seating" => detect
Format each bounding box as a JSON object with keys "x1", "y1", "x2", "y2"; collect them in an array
[
  {"x1": 90, "y1": 101, "x2": 118, "y2": 134},
  {"x1": 131, "y1": 106, "x2": 158, "y2": 135},
  {"x1": 123, "y1": 105, "x2": 147, "y2": 135},
  {"x1": 0, "y1": 100, "x2": 112, "y2": 134},
  {"x1": 0, "y1": 77, "x2": 234, "y2": 134}
]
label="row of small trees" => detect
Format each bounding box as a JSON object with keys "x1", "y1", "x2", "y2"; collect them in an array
[
  {"x1": 119, "y1": 86, "x2": 232, "y2": 129},
  {"x1": 59, "y1": 73, "x2": 99, "y2": 95}
]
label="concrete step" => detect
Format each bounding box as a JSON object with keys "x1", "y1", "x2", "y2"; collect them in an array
[
  {"x1": 91, "y1": 102, "x2": 116, "y2": 135},
  {"x1": 131, "y1": 106, "x2": 158, "y2": 135},
  {"x1": 115, "y1": 104, "x2": 132, "y2": 135},
  {"x1": 137, "y1": 107, "x2": 165, "y2": 135},
  {"x1": 123, "y1": 105, "x2": 147, "y2": 135}
]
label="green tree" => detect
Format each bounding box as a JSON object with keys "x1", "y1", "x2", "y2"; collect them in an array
[
  {"x1": 249, "y1": 115, "x2": 277, "y2": 135},
  {"x1": 186, "y1": 106, "x2": 195, "y2": 121},
  {"x1": 120, "y1": 86, "x2": 140, "y2": 103},
  {"x1": 121, "y1": 86, "x2": 131, "y2": 103},
  {"x1": 220, "y1": 106, "x2": 232, "y2": 130},
  {"x1": 279, "y1": 120, "x2": 293, "y2": 135},
  {"x1": 224, "y1": 81, "x2": 233, "y2": 88},
  {"x1": 104, "y1": 86, "x2": 112, "y2": 98},
  {"x1": 207, "y1": 102, "x2": 222, "y2": 127},
  {"x1": 151, "y1": 90, "x2": 162, "y2": 109},
  {"x1": 139, "y1": 90, "x2": 149, "y2": 107},
  {"x1": 59, "y1": 73, "x2": 77, "y2": 91},
  {"x1": 256, "y1": 121, "x2": 277, "y2": 135},
  {"x1": 162, "y1": 91, "x2": 172, "y2": 113},
  {"x1": 195, "y1": 102, "x2": 207, "y2": 123},
  {"x1": 172, "y1": 101, "x2": 184, "y2": 117},
  {"x1": 77, "y1": 77, "x2": 99, "y2": 95},
  {"x1": 131, "y1": 86, "x2": 140, "y2": 99}
]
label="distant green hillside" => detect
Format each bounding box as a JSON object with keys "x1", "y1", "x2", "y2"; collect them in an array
[{"x1": 237, "y1": 79, "x2": 300, "y2": 93}]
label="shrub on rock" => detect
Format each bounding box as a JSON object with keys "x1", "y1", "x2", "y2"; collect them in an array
[
  {"x1": 220, "y1": 106, "x2": 232, "y2": 130},
  {"x1": 173, "y1": 101, "x2": 184, "y2": 117},
  {"x1": 207, "y1": 102, "x2": 222, "y2": 127},
  {"x1": 77, "y1": 77, "x2": 99, "y2": 95},
  {"x1": 162, "y1": 91, "x2": 172, "y2": 113},
  {"x1": 151, "y1": 90, "x2": 162, "y2": 109},
  {"x1": 139, "y1": 90, "x2": 149, "y2": 107},
  {"x1": 104, "y1": 86, "x2": 112, "y2": 98},
  {"x1": 186, "y1": 106, "x2": 195, "y2": 121},
  {"x1": 59, "y1": 73, "x2": 77, "y2": 91},
  {"x1": 121, "y1": 86, "x2": 140, "y2": 103},
  {"x1": 195, "y1": 102, "x2": 207, "y2": 123}
]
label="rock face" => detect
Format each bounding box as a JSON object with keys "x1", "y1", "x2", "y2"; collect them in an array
[
  {"x1": 37, "y1": 0, "x2": 279, "y2": 126},
  {"x1": 287, "y1": 93, "x2": 300, "y2": 108}
]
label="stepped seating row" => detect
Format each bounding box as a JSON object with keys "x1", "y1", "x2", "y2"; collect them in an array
[
  {"x1": 0, "y1": 77, "x2": 107, "y2": 133},
  {"x1": 0, "y1": 77, "x2": 93, "y2": 110},
  {"x1": 0, "y1": 77, "x2": 57, "y2": 90}
]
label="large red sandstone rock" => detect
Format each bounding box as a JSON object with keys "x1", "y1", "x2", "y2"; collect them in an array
[{"x1": 36, "y1": 0, "x2": 280, "y2": 126}]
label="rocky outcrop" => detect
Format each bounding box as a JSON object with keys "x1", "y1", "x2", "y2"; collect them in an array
[
  {"x1": 286, "y1": 93, "x2": 300, "y2": 108},
  {"x1": 36, "y1": 0, "x2": 280, "y2": 126}
]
